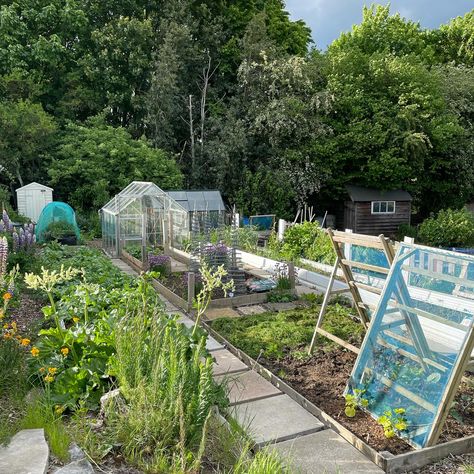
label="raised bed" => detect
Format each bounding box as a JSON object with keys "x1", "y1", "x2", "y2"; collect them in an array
[
  {"x1": 203, "y1": 321, "x2": 474, "y2": 473},
  {"x1": 121, "y1": 249, "x2": 146, "y2": 273}
]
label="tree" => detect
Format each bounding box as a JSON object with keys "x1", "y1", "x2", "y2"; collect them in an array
[
  {"x1": 49, "y1": 115, "x2": 183, "y2": 212},
  {"x1": 320, "y1": 5, "x2": 471, "y2": 215},
  {"x1": 0, "y1": 100, "x2": 56, "y2": 190}
]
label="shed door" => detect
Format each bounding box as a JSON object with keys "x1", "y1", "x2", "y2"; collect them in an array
[{"x1": 29, "y1": 191, "x2": 47, "y2": 222}]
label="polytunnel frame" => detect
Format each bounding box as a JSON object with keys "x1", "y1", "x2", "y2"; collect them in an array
[{"x1": 100, "y1": 181, "x2": 189, "y2": 259}]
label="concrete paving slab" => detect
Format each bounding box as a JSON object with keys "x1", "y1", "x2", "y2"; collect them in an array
[
  {"x1": 237, "y1": 305, "x2": 267, "y2": 316},
  {"x1": 204, "y1": 307, "x2": 241, "y2": 321},
  {"x1": 0, "y1": 429, "x2": 49, "y2": 474},
  {"x1": 54, "y1": 458, "x2": 95, "y2": 474},
  {"x1": 273, "y1": 430, "x2": 383, "y2": 474},
  {"x1": 206, "y1": 335, "x2": 225, "y2": 351},
  {"x1": 296, "y1": 285, "x2": 322, "y2": 296},
  {"x1": 212, "y1": 349, "x2": 249, "y2": 376},
  {"x1": 232, "y1": 394, "x2": 324, "y2": 446},
  {"x1": 217, "y1": 370, "x2": 281, "y2": 405},
  {"x1": 265, "y1": 302, "x2": 298, "y2": 312}
]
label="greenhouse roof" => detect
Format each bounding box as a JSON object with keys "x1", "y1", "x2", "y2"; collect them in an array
[
  {"x1": 101, "y1": 181, "x2": 186, "y2": 215},
  {"x1": 166, "y1": 190, "x2": 225, "y2": 212}
]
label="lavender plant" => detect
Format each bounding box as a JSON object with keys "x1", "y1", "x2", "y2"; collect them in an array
[{"x1": 148, "y1": 254, "x2": 171, "y2": 277}]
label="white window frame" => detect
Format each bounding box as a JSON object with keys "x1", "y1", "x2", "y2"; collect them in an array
[{"x1": 371, "y1": 201, "x2": 396, "y2": 214}]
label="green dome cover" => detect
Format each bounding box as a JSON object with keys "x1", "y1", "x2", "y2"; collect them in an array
[{"x1": 35, "y1": 202, "x2": 80, "y2": 243}]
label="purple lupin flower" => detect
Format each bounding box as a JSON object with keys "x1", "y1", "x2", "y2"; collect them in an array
[
  {"x1": 19, "y1": 232, "x2": 25, "y2": 248},
  {"x1": 2, "y1": 210, "x2": 11, "y2": 232},
  {"x1": 0, "y1": 220, "x2": 4, "y2": 233},
  {"x1": 0, "y1": 237, "x2": 8, "y2": 278},
  {"x1": 12, "y1": 230, "x2": 19, "y2": 252}
]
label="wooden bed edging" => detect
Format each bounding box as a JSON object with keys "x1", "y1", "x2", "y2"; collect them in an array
[
  {"x1": 151, "y1": 278, "x2": 189, "y2": 312},
  {"x1": 121, "y1": 250, "x2": 145, "y2": 273},
  {"x1": 202, "y1": 320, "x2": 474, "y2": 473}
]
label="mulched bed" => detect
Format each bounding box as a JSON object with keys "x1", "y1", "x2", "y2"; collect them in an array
[
  {"x1": 10, "y1": 293, "x2": 45, "y2": 338},
  {"x1": 260, "y1": 346, "x2": 474, "y2": 455}
]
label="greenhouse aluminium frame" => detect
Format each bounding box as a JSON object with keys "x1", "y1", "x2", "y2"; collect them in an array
[{"x1": 100, "y1": 181, "x2": 189, "y2": 259}]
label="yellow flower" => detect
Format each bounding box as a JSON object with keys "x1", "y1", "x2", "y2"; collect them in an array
[
  {"x1": 3, "y1": 323, "x2": 8, "y2": 329},
  {"x1": 31, "y1": 347, "x2": 40, "y2": 357},
  {"x1": 60, "y1": 347, "x2": 69, "y2": 356},
  {"x1": 55, "y1": 405, "x2": 65, "y2": 415},
  {"x1": 44, "y1": 375, "x2": 54, "y2": 383},
  {"x1": 11, "y1": 321, "x2": 17, "y2": 331},
  {"x1": 73, "y1": 317, "x2": 79, "y2": 323},
  {"x1": 3, "y1": 292, "x2": 12, "y2": 301},
  {"x1": 20, "y1": 338, "x2": 30, "y2": 346},
  {"x1": 3, "y1": 332, "x2": 12, "y2": 340},
  {"x1": 39, "y1": 367, "x2": 46, "y2": 373},
  {"x1": 48, "y1": 367, "x2": 58, "y2": 375}
]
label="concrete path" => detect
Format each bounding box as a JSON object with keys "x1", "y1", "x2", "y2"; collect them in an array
[
  {"x1": 111, "y1": 257, "x2": 383, "y2": 474},
  {"x1": 0, "y1": 429, "x2": 49, "y2": 474}
]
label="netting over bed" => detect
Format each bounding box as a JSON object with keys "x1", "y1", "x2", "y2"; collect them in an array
[
  {"x1": 35, "y1": 202, "x2": 80, "y2": 243},
  {"x1": 347, "y1": 243, "x2": 474, "y2": 449}
]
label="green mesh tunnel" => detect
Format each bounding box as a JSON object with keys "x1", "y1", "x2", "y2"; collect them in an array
[{"x1": 35, "y1": 202, "x2": 81, "y2": 243}]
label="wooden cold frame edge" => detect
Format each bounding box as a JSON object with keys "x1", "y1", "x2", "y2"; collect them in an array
[
  {"x1": 202, "y1": 319, "x2": 474, "y2": 473},
  {"x1": 120, "y1": 251, "x2": 145, "y2": 272},
  {"x1": 425, "y1": 319, "x2": 474, "y2": 446}
]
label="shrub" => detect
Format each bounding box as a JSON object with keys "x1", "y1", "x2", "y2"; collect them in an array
[
  {"x1": 44, "y1": 221, "x2": 77, "y2": 242},
  {"x1": 112, "y1": 309, "x2": 223, "y2": 472},
  {"x1": 418, "y1": 208, "x2": 474, "y2": 247},
  {"x1": 280, "y1": 221, "x2": 320, "y2": 260}
]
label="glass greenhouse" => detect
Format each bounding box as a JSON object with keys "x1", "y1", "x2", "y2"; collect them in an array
[
  {"x1": 100, "y1": 182, "x2": 189, "y2": 258},
  {"x1": 166, "y1": 190, "x2": 226, "y2": 230}
]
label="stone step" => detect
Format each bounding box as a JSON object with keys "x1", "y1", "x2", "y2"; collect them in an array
[
  {"x1": 273, "y1": 429, "x2": 384, "y2": 474},
  {"x1": 212, "y1": 349, "x2": 249, "y2": 376},
  {"x1": 231, "y1": 394, "x2": 324, "y2": 447},
  {"x1": 216, "y1": 370, "x2": 282, "y2": 405},
  {"x1": 0, "y1": 429, "x2": 49, "y2": 474}
]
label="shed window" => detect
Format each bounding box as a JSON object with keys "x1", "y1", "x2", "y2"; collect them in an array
[{"x1": 371, "y1": 201, "x2": 395, "y2": 214}]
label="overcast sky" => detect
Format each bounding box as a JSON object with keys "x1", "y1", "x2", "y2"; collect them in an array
[{"x1": 285, "y1": 0, "x2": 473, "y2": 50}]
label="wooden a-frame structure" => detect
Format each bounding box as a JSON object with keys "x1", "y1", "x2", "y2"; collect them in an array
[{"x1": 308, "y1": 229, "x2": 395, "y2": 354}]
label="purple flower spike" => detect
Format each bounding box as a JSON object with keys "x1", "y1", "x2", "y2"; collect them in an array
[
  {"x1": 0, "y1": 237, "x2": 8, "y2": 277},
  {"x1": 12, "y1": 231, "x2": 19, "y2": 252}
]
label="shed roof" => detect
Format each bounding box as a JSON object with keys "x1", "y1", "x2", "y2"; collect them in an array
[
  {"x1": 346, "y1": 185, "x2": 412, "y2": 202},
  {"x1": 16, "y1": 182, "x2": 53, "y2": 192},
  {"x1": 166, "y1": 190, "x2": 225, "y2": 212}
]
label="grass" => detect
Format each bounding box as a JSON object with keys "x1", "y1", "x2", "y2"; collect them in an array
[
  {"x1": 0, "y1": 338, "x2": 29, "y2": 445},
  {"x1": 20, "y1": 393, "x2": 71, "y2": 462},
  {"x1": 209, "y1": 301, "x2": 364, "y2": 360}
]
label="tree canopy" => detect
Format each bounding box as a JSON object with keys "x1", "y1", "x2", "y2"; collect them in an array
[{"x1": 0, "y1": 2, "x2": 472, "y2": 222}]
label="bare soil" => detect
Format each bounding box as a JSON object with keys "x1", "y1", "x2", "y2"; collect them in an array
[
  {"x1": 10, "y1": 293, "x2": 45, "y2": 338},
  {"x1": 261, "y1": 347, "x2": 474, "y2": 455}
]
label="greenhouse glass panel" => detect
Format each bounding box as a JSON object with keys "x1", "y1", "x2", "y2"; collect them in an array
[
  {"x1": 347, "y1": 243, "x2": 474, "y2": 449},
  {"x1": 100, "y1": 182, "x2": 189, "y2": 258}
]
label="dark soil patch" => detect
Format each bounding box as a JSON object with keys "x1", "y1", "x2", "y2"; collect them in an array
[
  {"x1": 10, "y1": 293, "x2": 45, "y2": 338},
  {"x1": 261, "y1": 347, "x2": 474, "y2": 455}
]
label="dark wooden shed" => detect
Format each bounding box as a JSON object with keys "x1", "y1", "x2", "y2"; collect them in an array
[{"x1": 343, "y1": 185, "x2": 412, "y2": 236}]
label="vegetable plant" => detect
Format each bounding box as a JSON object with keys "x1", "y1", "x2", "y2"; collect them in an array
[
  {"x1": 344, "y1": 388, "x2": 369, "y2": 417},
  {"x1": 378, "y1": 408, "x2": 408, "y2": 438}
]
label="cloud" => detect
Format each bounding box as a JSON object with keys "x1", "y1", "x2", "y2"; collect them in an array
[{"x1": 285, "y1": 0, "x2": 473, "y2": 50}]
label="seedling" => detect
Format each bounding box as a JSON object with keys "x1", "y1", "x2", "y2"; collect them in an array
[
  {"x1": 378, "y1": 408, "x2": 408, "y2": 438},
  {"x1": 344, "y1": 388, "x2": 369, "y2": 417}
]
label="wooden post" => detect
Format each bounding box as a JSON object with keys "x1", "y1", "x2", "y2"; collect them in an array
[
  {"x1": 288, "y1": 261, "x2": 296, "y2": 291},
  {"x1": 187, "y1": 272, "x2": 196, "y2": 312},
  {"x1": 309, "y1": 257, "x2": 340, "y2": 354},
  {"x1": 169, "y1": 211, "x2": 174, "y2": 249}
]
